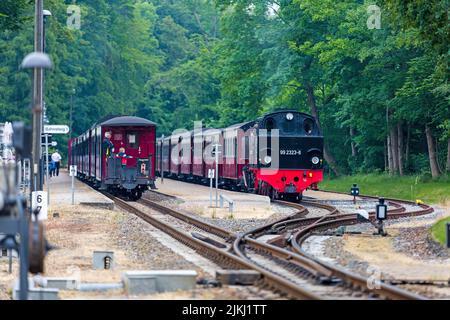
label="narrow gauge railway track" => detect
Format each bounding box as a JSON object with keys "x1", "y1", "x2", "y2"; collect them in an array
[
  {"x1": 232, "y1": 201, "x2": 397, "y2": 299},
  {"x1": 287, "y1": 194, "x2": 434, "y2": 299},
  {"x1": 105, "y1": 188, "x2": 429, "y2": 299},
  {"x1": 138, "y1": 197, "x2": 233, "y2": 241},
  {"x1": 267, "y1": 199, "x2": 406, "y2": 236},
  {"x1": 234, "y1": 197, "x2": 429, "y2": 299},
  {"x1": 104, "y1": 192, "x2": 323, "y2": 299}
]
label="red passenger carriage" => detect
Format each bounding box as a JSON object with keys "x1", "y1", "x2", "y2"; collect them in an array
[
  {"x1": 69, "y1": 116, "x2": 156, "y2": 200},
  {"x1": 156, "y1": 110, "x2": 324, "y2": 201}
]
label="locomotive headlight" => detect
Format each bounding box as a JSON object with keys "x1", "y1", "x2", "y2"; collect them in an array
[
  {"x1": 311, "y1": 156, "x2": 320, "y2": 165},
  {"x1": 286, "y1": 113, "x2": 294, "y2": 121},
  {"x1": 264, "y1": 156, "x2": 272, "y2": 164}
]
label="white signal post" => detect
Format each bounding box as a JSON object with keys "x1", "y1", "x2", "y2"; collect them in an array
[
  {"x1": 161, "y1": 134, "x2": 164, "y2": 184},
  {"x1": 208, "y1": 168, "x2": 215, "y2": 207},
  {"x1": 213, "y1": 144, "x2": 221, "y2": 208},
  {"x1": 45, "y1": 133, "x2": 50, "y2": 204},
  {"x1": 43, "y1": 124, "x2": 69, "y2": 205},
  {"x1": 69, "y1": 165, "x2": 77, "y2": 205}
]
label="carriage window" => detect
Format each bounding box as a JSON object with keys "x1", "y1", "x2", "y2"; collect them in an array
[
  {"x1": 223, "y1": 139, "x2": 227, "y2": 157},
  {"x1": 303, "y1": 118, "x2": 314, "y2": 135},
  {"x1": 127, "y1": 133, "x2": 139, "y2": 149},
  {"x1": 244, "y1": 136, "x2": 249, "y2": 160}
]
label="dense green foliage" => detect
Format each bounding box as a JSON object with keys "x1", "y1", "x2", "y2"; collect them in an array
[
  {"x1": 431, "y1": 216, "x2": 450, "y2": 245},
  {"x1": 320, "y1": 173, "x2": 450, "y2": 204},
  {"x1": 0, "y1": 1, "x2": 448, "y2": 176}
]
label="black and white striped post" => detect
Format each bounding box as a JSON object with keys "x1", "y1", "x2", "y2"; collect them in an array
[{"x1": 446, "y1": 223, "x2": 450, "y2": 249}]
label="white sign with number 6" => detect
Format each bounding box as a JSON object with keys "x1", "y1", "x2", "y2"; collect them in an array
[{"x1": 32, "y1": 191, "x2": 48, "y2": 221}]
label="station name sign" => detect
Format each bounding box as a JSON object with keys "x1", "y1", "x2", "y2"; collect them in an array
[{"x1": 44, "y1": 125, "x2": 70, "y2": 134}]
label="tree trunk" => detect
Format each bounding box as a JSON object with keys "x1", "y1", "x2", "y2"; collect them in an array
[
  {"x1": 386, "y1": 106, "x2": 393, "y2": 175},
  {"x1": 390, "y1": 126, "x2": 399, "y2": 174},
  {"x1": 405, "y1": 124, "x2": 411, "y2": 166},
  {"x1": 436, "y1": 137, "x2": 444, "y2": 173},
  {"x1": 384, "y1": 139, "x2": 387, "y2": 172},
  {"x1": 350, "y1": 127, "x2": 357, "y2": 157},
  {"x1": 425, "y1": 124, "x2": 441, "y2": 178},
  {"x1": 447, "y1": 137, "x2": 450, "y2": 172},
  {"x1": 387, "y1": 135, "x2": 393, "y2": 175},
  {"x1": 397, "y1": 122, "x2": 404, "y2": 176},
  {"x1": 305, "y1": 84, "x2": 341, "y2": 176}
]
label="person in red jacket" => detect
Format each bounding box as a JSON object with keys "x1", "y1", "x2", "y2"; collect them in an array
[{"x1": 116, "y1": 147, "x2": 132, "y2": 167}]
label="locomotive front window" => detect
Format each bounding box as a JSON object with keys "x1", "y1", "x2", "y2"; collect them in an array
[
  {"x1": 127, "y1": 133, "x2": 139, "y2": 149},
  {"x1": 282, "y1": 119, "x2": 295, "y2": 133},
  {"x1": 303, "y1": 118, "x2": 314, "y2": 135},
  {"x1": 265, "y1": 118, "x2": 276, "y2": 131}
]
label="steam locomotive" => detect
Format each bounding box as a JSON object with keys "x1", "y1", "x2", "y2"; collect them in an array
[{"x1": 156, "y1": 110, "x2": 323, "y2": 201}]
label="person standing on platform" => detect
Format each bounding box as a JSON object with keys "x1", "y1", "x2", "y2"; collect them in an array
[
  {"x1": 51, "y1": 150, "x2": 62, "y2": 176},
  {"x1": 103, "y1": 131, "x2": 115, "y2": 158},
  {"x1": 49, "y1": 160, "x2": 56, "y2": 177}
]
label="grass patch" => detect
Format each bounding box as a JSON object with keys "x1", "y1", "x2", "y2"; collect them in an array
[
  {"x1": 431, "y1": 216, "x2": 450, "y2": 246},
  {"x1": 320, "y1": 173, "x2": 450, "y2": 204}
]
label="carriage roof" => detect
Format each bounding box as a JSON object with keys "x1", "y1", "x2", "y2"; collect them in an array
[{"x1": 99, "y1": 116, "x2": 156, "y2": 127}]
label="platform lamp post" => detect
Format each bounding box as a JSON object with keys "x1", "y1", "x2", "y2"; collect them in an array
[
  {"x1": 69, "y1": 88, "x2": 75, "y2": 140},
  {"x1": 40, "y1": 9, "x2": 51, "y2": 187},
  {"x1": 20, "y1": 52, "x2": 53, "y2": 194},
  {"x1": 24, "y1": 0, "x2": 47, "y2": 191},
  {"x1": 375, "y1": 198, "x2": 388, "y2": 236},
  {"x1": 43, "y1": 10, "x2": 52, "y2": 51}
]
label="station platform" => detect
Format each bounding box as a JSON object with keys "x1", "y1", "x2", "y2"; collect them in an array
[
  {"x1": 154, "y1": 178, "x2": 276, "y2": 219},
  {"x1": 45, "y1": 169, "x2": 114, "y2": 210}
]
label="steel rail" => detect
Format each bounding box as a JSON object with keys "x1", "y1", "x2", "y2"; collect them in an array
[
  {"x1": 138, "y1": 197, "x2": 234, "y2": 240},
  {"x1": 106, "y1": 193, "x2": 322, "y2": 299},
  {"x1": 288, "y1": 192, "x2": 434, "y2": 300},
  {"x1": 109, "y1": 187, "x2": 432, "y2": 299}
]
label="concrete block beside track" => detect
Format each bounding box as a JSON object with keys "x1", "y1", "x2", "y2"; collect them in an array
[
  {"x1": 122, "y1": 270, "x2": 197, "y2": 295},
  {"x1": 92, "y1": 250, "x2": 115, "y2": 270},
  {"x1": 216, "y1": 270, "x2": 261, "y2": 285},
  {"x1": 37, "y1": 277, "x2": 79, "y2": 290},
  {"x1": 12, "y1": 279, "x2": 59, "y2": 300}
]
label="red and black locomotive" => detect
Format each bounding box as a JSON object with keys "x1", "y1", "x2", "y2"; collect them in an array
[
  {"x1": 69, "y1": 115, "x2": 157, "y2": 200},
  {"x1": 156, "y1": 110, "x2": 323, "y2": 201}
]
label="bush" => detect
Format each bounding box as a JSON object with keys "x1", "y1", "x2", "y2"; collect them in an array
[
  {"x1": 437, "y1": 173, "x2": 450, "y2": 183},
  {"x1": 431, "y1": 217, "x2": 450, "y2": 246},
  {"x1": 408, "y1": 153, "x2": 430, "y2": 174},
  {"x1": 418, "y1": 172, "x2": 432, "y2": 183}
]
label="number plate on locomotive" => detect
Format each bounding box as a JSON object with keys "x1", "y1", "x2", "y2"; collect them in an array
[{"x1": 280, "y1": 149, "x2": 301, "y2": 155}]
